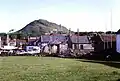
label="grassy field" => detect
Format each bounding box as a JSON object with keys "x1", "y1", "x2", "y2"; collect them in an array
[{"x1": 0, "y1": 56, "x2": 120, "y2": 81}]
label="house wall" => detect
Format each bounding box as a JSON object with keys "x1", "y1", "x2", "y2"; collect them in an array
[
  {"x1": 112, "y1": 42, "x2": 116, "y2": 52},
  {"x1": 94, "y1": 42, "x2": 104, "y2": 52},
  {"x1": 82, "y1": 44, "x2": 94, "y2": 49},
  {"x1": 51, "y1": 45, "x2": 58, "y2": 54},
  {"x1": 41, "y1": 43, "x2": 48, "y2": 47},
  {"x1": 94, "y1": 42, "x2": 116, "y2": 52},
  {"x1": 59, "y1": 44, "x2": 68, "y2": 53},
  {"x1": 9, "y1": 39, "x2": 16, "y2": 46},
  {"x1": 42, "y1": 44, "x2": 60, "y2": 54},
  {"x1": 116, "y1": 34, "x2": 120, "y2": 53},
  {"x1": 0, "y1": 37, "x2": 1, "y2": 48},
  {"x1": 41, "y1": 43, "x2": 48, "y2": 52},
  {"x1": 51, "y1": 44, "x2": 60, "y2": 54},
  {"x1": 72, "y1": 44, "x2": 93, "y2": 50},
  {"x1": 43, "y1": 45, "x2": 50, "y2": 53}
]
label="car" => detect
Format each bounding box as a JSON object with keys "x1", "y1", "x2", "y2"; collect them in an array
[
  {"x1": 26, "y1": 51, "x2": 40, "y2": 56},
  {"x1": 16, "y1": 50, "x2": 27, "y2": 56}
]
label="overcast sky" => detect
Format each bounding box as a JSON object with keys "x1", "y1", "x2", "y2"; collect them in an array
[{"x1": 0, "y1": 0, "x2": 120, "y2": 33}]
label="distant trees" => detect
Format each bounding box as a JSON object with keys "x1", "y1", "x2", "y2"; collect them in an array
[
  {"x1": 106, "y1": 31, "x2": 116, "y2": 34},
  {"x1": 75, "y1": 32, "x2": 88, "y2": 36},
  {"x1": 0, "y1": 31, "x2": 37, "y2": 40},
  {"x1": 74, "y1": 31, "x2": 104, "y2": 36},
  {"x1": 74, "y1": 31, "x2": 117, "y2": 36},
  {"x1": 0, "y1": 33, "x2": 7, "y2": 37}
]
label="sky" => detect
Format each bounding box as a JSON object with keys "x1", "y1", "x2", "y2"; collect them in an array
[{"x1": 0, "y1": 0, "x2": 120, "y2": 33}]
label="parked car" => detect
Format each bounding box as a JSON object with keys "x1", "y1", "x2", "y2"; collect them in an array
[
  {"x1": 16, "y1": 50, "x2": 27, "y2": 56},
  {"x1": 26, "y1": 50, "x2": 40, "y2": 56}
]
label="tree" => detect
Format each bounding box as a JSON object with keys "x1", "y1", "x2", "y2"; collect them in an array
[
  {"x1": 9, "y1": 33, "x2": 17, "y2": 39},
  {"x1": 14, "y1": 32, "x2": 24, "y2": 39},
  {"x1": 106, "y1": 31, "x2": 116, "y2": 34},
  {"x1": 0, "y1": 33, "x2": 6, "y2": 37}
]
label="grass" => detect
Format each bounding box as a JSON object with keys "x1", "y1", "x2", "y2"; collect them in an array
[{"x1": 0, "y1": 56, "x2": 120, "y2": 81}]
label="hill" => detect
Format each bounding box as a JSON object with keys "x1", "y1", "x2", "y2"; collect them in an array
[{"x1": 17, "y1": 19, "x2": 69, "y2": 36}]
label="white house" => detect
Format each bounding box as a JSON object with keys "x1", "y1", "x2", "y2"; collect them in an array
[{"x1": 116, "y1": 34, "x2": 120, "y2": 53}]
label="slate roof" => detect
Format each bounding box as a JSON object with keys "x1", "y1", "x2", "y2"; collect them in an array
[
  {"x1": 28, "y1": 39, "x2": 38, "y2": 46},
  {"x1": 27, "y1": 34, "x2": 91, "y2": 45},
  {"x1": 41, "y1": 35, "x2": 50, "y2": 43},
  {"x1": 41, "y1": 34, "x2": 67, "y2": 44},
  {"x1": 27, "y1": 35, "x2": 50, "y2": 46},
  {"x1": 16, "y1": 39, "x2": 27, "y2": 43},
  {"x1": 70, "y1": 35, "x2": 90, "y2": 44}
]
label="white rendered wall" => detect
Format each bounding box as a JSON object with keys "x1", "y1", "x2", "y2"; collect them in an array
[
  {"x1": 0, "y1": 37, "x2": 1, "y2": 48},
  {"x1": 116, "y1": 34, "x2": 120, "y2": 53}
]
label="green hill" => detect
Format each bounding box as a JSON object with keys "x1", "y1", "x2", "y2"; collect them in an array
[{"x1": 17, "y1": 19, "x2": 69, "y2": 36}]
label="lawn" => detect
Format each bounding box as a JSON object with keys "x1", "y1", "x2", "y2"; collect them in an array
[{"x1": 0, "y1": 56, "x2": 120, "y2": 81}]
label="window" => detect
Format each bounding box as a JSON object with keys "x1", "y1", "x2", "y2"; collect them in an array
[
  {"x1": 72, "y1": 44, "x2": 79, "y2": 49},
  {"x1": 80, "y1": 45, "x2": 83, "y2": 50}
]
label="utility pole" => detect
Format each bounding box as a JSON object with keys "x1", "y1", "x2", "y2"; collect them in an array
[
  {"x1": 60, "y1": 24, "x2": 62, "y2": 34},
  {"x1": 7, "y1": 34, "x2": 9, "y2": 46},
  {"x1": 7, "y1": 29, "x2": 14, "y2": 46},
  {"x1": 68, "y1": 28, "x2": 71, "y2": 36},
  {"x1": 104, "y1": 23, "x2": 107, "y2": 50},
  {"x1": 77, "y1": 28, "x2": 79, "y2": 49},
  {"x1": 110, "y1": 8, "x2": 113, "y2": 49}
]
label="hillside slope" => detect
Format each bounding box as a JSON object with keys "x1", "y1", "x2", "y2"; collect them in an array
[{"x1": 17, "y1": 19, "x2": 69, "y2": 36}]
